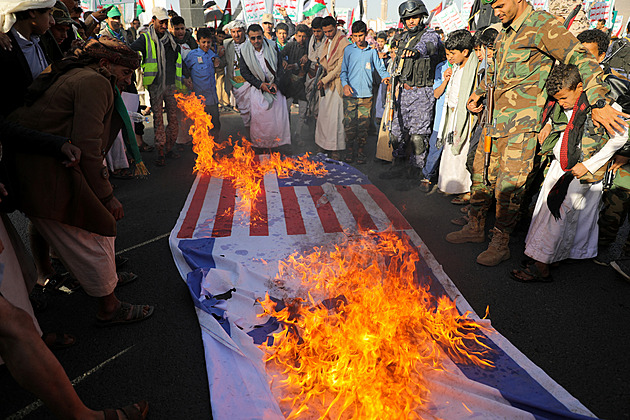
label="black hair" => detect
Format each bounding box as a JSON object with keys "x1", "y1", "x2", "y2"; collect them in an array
[
  {"x1": 444, "y1": 29, "x2": 473, "y2": 54},
  {"x1": 296, "y1": 24, "x2": 310, "y2": 35},
  {"x1": 321, "y1": 16, "x2": 336, "y2": 29},
  {"x1": 598, "y1": 18, "x2": 606, "y2": 24},
  {"x1": 577, "y1": 29, "x2": 610, "y2": 56},
  {"x1": 197, "y1": 27, "x2": 212, "y2": 40},
  {"x1": 132, "y1": 17, "x2": 140, "y2": 23},
  {"x1": 170, "y1": 16, "x2": 185, "y2": 27},
  {"x1": 167, "y1": 10, "x2": 178, "y2": 18},
  {"x1": 276, "y1": 22, "x2": 289, "y2": 32},
  {"x1": 377, "y1": 31, "x2": 387, "y2": 40},
  {"x1": 15, "y1": 7, "x2": 51, "y2": 21},
  {"x1": 546, "y1": 63, "x2": 582, "y2": 97},
  {"x1": 435, "y1": 28, "x2": 444, "y2": 36},
  {"x1": 479, "y1": 27, "x2": 498, "y2": 49},
  {"x1": 473, "y1": 26, "x2": 487, "y2": 48},
  {"x1": 247, "y1": 23, "x2": 263, "y2": 34},
  {"x1": 351, "y1": 20, "x2": 367, "y2": 34},
  {"x1": 311, "y1": 17, "x2": 323, "y2": 29}
]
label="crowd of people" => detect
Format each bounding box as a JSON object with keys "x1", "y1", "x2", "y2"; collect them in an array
[{"x1": 0, "y1": 0, "x2": 629, "y2": 417}]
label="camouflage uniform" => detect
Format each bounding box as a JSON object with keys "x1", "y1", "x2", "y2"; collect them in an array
[
  {"x1": 343, "y1": 98, "x2": 372, "y2": 156},
  {"x1": 390, "y1": 29, "x2": 443, "y2": 169},
  {"x1": 470, "y1": 4, "x2": 610, "y2": 235},
  {"x1": 599, "y1": 165, "x2": 630, "y2": 254},
  {"x1": 548, "y1": 0, "x2": 590, "y2": 37}
]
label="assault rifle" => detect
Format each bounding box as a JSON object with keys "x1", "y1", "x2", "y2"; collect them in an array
[
  {"x1": 482, "y1": 47, "x2": 494, "y2": 186},
  {"x1": 305, "y1": 58, "x2": 324, "y2": 120},
  {"x1": 385, "y1": 54, "x2": 404, "y2": 134}
]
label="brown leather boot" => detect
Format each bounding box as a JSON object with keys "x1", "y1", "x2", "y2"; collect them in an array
[
  {"x1": 476, "y1": 228, "x2": 511, "y2": 266},
  {"x1": 445, "y1": 212, "x2": 485, "y2": 243}
]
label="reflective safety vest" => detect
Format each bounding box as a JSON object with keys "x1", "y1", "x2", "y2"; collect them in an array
[{"x1": 141, "y1": 32, "x2": 186, "y2": 92}]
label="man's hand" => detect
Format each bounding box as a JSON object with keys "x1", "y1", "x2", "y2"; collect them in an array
[
  {"x1": 443, "y1": 67, "x2": 453, "y2": 81},
  {"x1": 570, "y1": 162, "x2": 589, "y2": 178},
  {"x1": 382, "y1": 77, "x2": 391, "y2": 86},
  {"x1": 592, "y1": 104, "x2": 629, "y2": 136},
  {"x1": 401, "y1": 48, "x2": 417, "y2": 58},
  {"x1": 60, "y1": 143, "x2": 81, "y2": 167},
  {"x1": 611, "y1": 155, "x2": 630, "y2": 172},
  {"x1": 278, "y1": 6, "x2": 288, "y2": 17},
  {"x1": 403, "y1": 83, "x2": 412, "y2": 90},
  {"x1": 538, "y1": 123, "x2": 552, "y2": 145},
  {"x1": 299, "y1": 55, "x2": 308, "y2": 65},
  {"x1": 0, "y1": 32, "x2": 11, "y2": 51},
  {"x1": 212, "y1": 57, "x2": 221, "y2": 68},
  {"x1": 185, "y1": 78, "x2": 193, "y2": 90},
  {"x1": 105, "y1": 196, "x2": 124, "y2": 221},
  {"x1": 317, "y1": 79, "x2": 324, "y2": 90},
  {"x1": 467, "y1": 92, "x2": 484, "y2": 113},
  {"x1": 343, "y1": 85, "x2": 354, "y2": 97},
  {"x1": 92, "y1": 5, "x2": 113, "y2": 22},
  {"x1": 218, "y1": 46, "x2": 225, "y2": 57},
  {"x1": 261, "y1": 82, "x2": 277, "y2": 94}
]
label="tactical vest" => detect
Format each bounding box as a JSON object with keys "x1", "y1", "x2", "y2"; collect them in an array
[
  {"x1": 141, "y1": 32, "x2": 185, "y2": 91},
  {"x1": 399, "y1": 28, "x2": 444, "y2": 88}
]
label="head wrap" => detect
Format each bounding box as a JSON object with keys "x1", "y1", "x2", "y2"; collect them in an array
[
  {"x1": 83, "y1": 37, "x2": 140, "y2": 69},
  {"x1": 224, "y1": 20, "x2": 246, "y2": 31},
  {"x1": 0, "y1": 0, "x2": 56, "y2": 32}
]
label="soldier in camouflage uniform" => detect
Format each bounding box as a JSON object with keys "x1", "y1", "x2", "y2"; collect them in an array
[
  {"x1": 383, "y1": 0, "x2": 444, "y2": 190},
  {"x1": 446, "y1": 0, "x2": 627, "y2": 266}
]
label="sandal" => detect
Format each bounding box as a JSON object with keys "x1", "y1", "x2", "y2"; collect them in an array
[
  {"x1": 110, "y1": 168, "x2": 135, "y2": 180},
  {"x1": 96, "y1": 302, "x2": 154, "y2": 327},
  {"x1": 451, "y1": 193, "x2": 471, "y2": 205},
  {"x1": 43, "y1": 332, "x2": 76, "y2": 350},
  {"x1": 46, "y1": 273, "x2": 81, "y2": 293},
  {"x1": 115, "y1": 255, "x2": 129, "y2": 269},
  {"x1": 138, "y1": 144, "x2": 154, "y2": 152},
  {"x1": 116, "y1": 272, "x2": 138, "y2": 288},
  {"x1": 165, "y1": 150, "x2": 181, "y2": 159},
  {"x1": 450, "y1": 215, "x2": 469, "y2": 226},
  {"x1": 510, "y1": 265, "x2": 553, "y2": 283},
  {"x1": 103, "y1": 401, "x2": 149, "y2": 420}
]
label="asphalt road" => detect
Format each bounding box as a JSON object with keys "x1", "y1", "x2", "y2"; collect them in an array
[{"x1": 1, "y1": 107, "x2": 629, "y2": 420}]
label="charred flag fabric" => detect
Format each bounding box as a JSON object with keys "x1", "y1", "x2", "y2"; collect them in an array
[{"x1": 169, "y1": 155, "x2": 596, "y2": 420}]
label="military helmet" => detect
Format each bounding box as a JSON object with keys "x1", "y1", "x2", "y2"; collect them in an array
[{"x1": 398, "y1": 0, "x2": 429, "y2": 19}]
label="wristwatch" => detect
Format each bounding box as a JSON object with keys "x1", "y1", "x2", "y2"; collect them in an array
[{"x1": 592, "y1": 99, "x2": 607, "y2": 109}]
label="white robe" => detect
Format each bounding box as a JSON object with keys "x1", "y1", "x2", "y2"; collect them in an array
[
  {"x1": 232, "y1": 42, "x2": 252, "y2": 128},
  {"x1": 315, "y1": 38, "x2": 346, "y2": 151},
  {"x1": 249, "y1": 49, "x2": 291, "y2": 148},
  {"x1": 525, "y1": 106, "x2": 627, "y2": 264},
  {"x1": 438, "y1": 65, "x2": 472, "y2": 195}
]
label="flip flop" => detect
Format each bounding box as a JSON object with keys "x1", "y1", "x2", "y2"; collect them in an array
[
  {"x1": 42, "y1": 332, "x2": 76, "y2": 350},
  {"x1": 510, "y1": 265, "x2": 553, "y2": 283},
  {"x1": 96, "y1": 302, "x2": 154, "y2": 327},
  {"x1": 103, "y1": 401, "x2": 149, "y2": 420},
  {"x1": 116, "y1": 272, "x2": 138, "y2": 288}
]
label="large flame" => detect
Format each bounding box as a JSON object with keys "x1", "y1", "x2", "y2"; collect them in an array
[
  {"x1": 260, "y1": 231, "x2": 494, "y2": 419},
  {"x1": 175, "y1": 93, "x2": 327, "y2": 208}
]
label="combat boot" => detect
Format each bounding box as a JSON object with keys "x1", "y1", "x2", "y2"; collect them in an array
[
  {"x1": 476, "y1": 228, "x2": 511, "y2": 266},
  {"x1": 445, "y1": 212, "x2": 485, "y2": 243}
]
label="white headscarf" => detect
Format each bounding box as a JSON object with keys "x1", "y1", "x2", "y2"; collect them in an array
[
  {"x1": 224, "y1": 20, "x2": 246, "y2": 31},
  {"x1": 0, "y1": 0, "x2": 56, "y2": 33}
]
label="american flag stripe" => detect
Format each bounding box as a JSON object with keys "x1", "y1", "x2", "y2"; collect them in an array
[
  {"x1": 250, "y1": 177, "x2": 268, "y2": 236},
  {"x1": 212, "y1": 178, "x2": 237, "y2": 237},
  {"x1": 335, "y1": 185, "x2": 378, "y2": 231},
  {"x1": 361, "y1": 184, "x2": 412, "y2": 230},
  {"x1": 177, "y1": 175, "x2": 211, "y2": 239},
  {"x1": 307, "y1": 185, "x2": 343, "y2": 233},
  {"x1": 279, "y1": 186, "x2": 307, "y2": 235}
]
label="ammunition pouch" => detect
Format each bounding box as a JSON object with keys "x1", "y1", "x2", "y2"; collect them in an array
[
  {"x1": 400, "y1": 56, "x2": 434, "y2": 88},
  {"x1": 410, "y1": 134, "x2": 428, "y2": 155}
]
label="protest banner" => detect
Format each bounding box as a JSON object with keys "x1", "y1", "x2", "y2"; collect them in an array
[
  {"x1": 272, "y1": 0, "x2": 299, "y2": 23},
  {"x1": 243, "y1": 0, "x2": 266, "y2": 24},
  {"x1": 432, "y1": 4, "x2": 466, "y2": 33}
]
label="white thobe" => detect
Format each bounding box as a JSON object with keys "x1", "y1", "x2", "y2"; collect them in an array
[
  {"x1": 248, "y1": 49, "x2": 291, "y2": 148},
  {"x1": 525, "y1": 105, "x2": 627, "y2": 264}
]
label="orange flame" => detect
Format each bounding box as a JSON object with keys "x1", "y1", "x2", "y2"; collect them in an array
[
  {"x1": 259, "y1": 230, "x2": 494, "y2": 418},
  {"x1": 175, "y1": 93, "x2": 327, "y2": 209}
]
